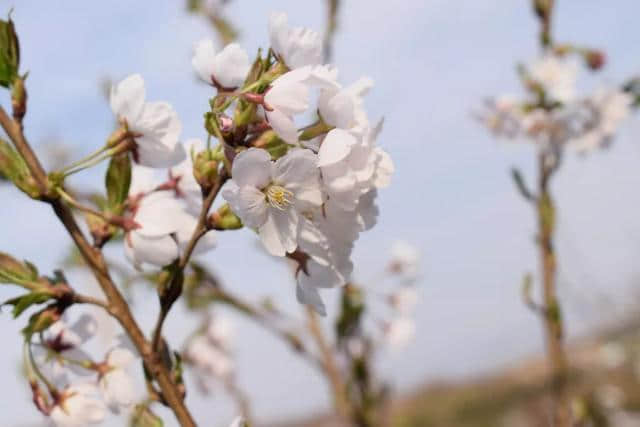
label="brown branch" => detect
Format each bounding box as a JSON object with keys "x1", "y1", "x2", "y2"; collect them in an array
[
  {"x1": 305, "y1": 307, "x2": 350, "y2": 418},
  {"x1": 151, "y1": 170, "x2": 228, "y2": 353},
  {"x1": 0, "y1": 105, "x2": 197, "y2": 426},
  {"x1": 536, "y1": 152, "x2": 570, "y2": 427}
]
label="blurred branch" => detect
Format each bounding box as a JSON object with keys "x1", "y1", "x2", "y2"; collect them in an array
[
  {"x1": 511, "y1": 167, "x2": 536, "y2": 202},
  {"x1": 323, "y1": 0, "x2": 340, "y2": 61},
  {"x1": 187, "y1": 0, "x2": 238, "y2": 46}
]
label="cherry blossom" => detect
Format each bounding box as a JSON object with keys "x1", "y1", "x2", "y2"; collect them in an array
[
  {"x1": 529, "y1": 55, "x2": 577, "y2": 104},
  {"x1": 110, "y1": 74, "x2": 184, "y2": 167},
  {"x1": 388, "y1": 240, "x2": 420, "y2": 280},
  {"x1": 169, "y1": 138, "x2": 207, "y2": 213},
  {"x1": 269, "y1": 12, "x2": 322, "y2": 70},
  {"x1": 98, "y1": 347, "x2": 137, "y2": 412},
  {"x1": 192, "y1": 39, "x2": 250, "y2": 89},
  {"x1": 223, "y1": 147, "x2": 322, "y2": 256},
  {"x1": 124, "y1": 192, "x2": 216, "y2": 268},
  {"x1": 382, "y1": 317, "x2": 416, "y2": 351},
  {"x1": 50, "y1": 384, "x2": 106, "y2": 427}
]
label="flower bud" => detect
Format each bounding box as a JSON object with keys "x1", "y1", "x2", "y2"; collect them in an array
[
  {"x1": 209, "y1": 203, "x2": 242, "y2": 230},
  {"x1": 26, "y1": 304, "x2": 62, "y2": 335},
  {"x1": 585, "y1": 50, "x2": 606, "y2": 71},
  {"x1": 10, "y1": 76, "x2": 26, "y2": 120},
  {"x1": 193, "y1": 151, "x2": 219, "y2": 191}
]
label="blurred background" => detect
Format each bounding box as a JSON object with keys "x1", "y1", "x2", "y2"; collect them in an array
[{"x1": 2, "y1": 1, "x2": 640, "y2": 426}]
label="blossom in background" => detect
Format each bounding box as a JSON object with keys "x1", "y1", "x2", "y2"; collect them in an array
[
  {"x1": 382, "y1": 317, "x2": 416, "y2": 351},
  {"x1": 110, "y1": 74, "x2": 184, "y2": 168},
  {"x1": 598, "y1": 341, "x2": 627, "y2": 370},
  {"x1": 389, "y1": 240, "x2": 420, "y2": 280},
  {"x1": 124, "y1": 191, "x2": 216, "y2": 268},
  {"x1": 34, "y1": 314, "x2": 97, "y2": 382},
  {"x1": 269, "y1": 12, "x2": 322, "y2": 70},
  {"x1": 192, "y1": 39, "x2": 250, "y2": 89},
  {"x1": 529, "y1": 55, "x2": 577, "y2": 104},
  {"x1": 128, "y1": 165, "x2": 157, "y2": 201},
  {"x1": 389, "y1": 285, "x2": 419, "y2": 315},
  {"x1": 229, "y1": 417, "x2": 247, "y2": 427},
  {"x1": 50, "y1": 384, "x2": 106, "y2": 427},
  {"x1": 185, "y1": 316, "x2": 235, "y2": 384},
  {"x1": 98, "y1": 347, "x2": 137, "y2": 412},
  {"x1": 223, "y1": 147, "x2": 322, "y2": 256}
]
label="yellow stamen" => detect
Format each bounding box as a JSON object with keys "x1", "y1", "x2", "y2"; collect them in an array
[{"x1": 265, "y1": 185, "x2": 294, "y2": 210}]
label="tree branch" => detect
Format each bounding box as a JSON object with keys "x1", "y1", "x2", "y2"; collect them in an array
[{"x1": 0, "y1": 105, "x2": 197, "y2": 427}]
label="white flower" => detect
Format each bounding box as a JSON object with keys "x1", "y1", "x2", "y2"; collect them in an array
[
  {"x1": 319, "y1": 76, "x2": 374, "y2": 134},
  {"x1": 206, "y1": 316, "x2": 233, "y2": 350},
  {"x1": 169, "y1": 138, "x2": 206, "y2": 213},
  {"x1": 50, "y1": 384, "x2": 106, "y2": 427},
  {"x1": 318, "y1": 123, "x2": 392, "y2": 211},
  {"x1": 382, "y1": 317, "x2": 415, "y2": 351},
  {"x1": 389, "y1": 240, "x2": 420, "y2": 279},
  {"x1": 570, "y1": 89, "x2": 632, "y2": 153},
  {"x1": 192, "y1": 39, "x2": 250, "y2": 89},
  {"x1": 223, "y1": 148, "x2": 322, "y2": 256},
  {"x1": 389, "y1": 286, "x2": 419, "y2": 315},
  {"x1": 529, "y1": 55, "x2": 577, "y2": 104},
  {"x1": 99, "y1": 347, "x2": 137, "y2": 412},
  {"x1": 264, "y1": 67, "x2": 313, "y2": 144},
  {"x1": 110, "y1": 74, "x2": 184, "y2": 168},
  {"x1": 35, "y1": 314, "x2": 97, "y2": 382},
  {"x1": 598, "y1": 341, "x2": 626, "y2": 370},
  {"x1": 185, "y1": 335, "x2": 233, "y2": 379},
  {"x1": 125, "y1": 192, "x2": 216, "y2": 268},
  {"x1": 269, "y1": 12, "x2": 322, "y2": 70}
]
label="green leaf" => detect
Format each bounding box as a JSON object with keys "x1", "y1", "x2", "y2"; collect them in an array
[
  {"x1": 0, "y1": 139, "x2": 39, "y2": 198},
  {"x1": 105, "y1": 153, "x2": 131, "y2": 214},
  {"x1": 0, "y1": 15, "x2": 20, "y2": 88},
  {"x1": 0, "y1": 252, "x2": 38, "y2": 285},
  {"x1": 3, "y1": 291, "x2": 53, "y2": 318}
]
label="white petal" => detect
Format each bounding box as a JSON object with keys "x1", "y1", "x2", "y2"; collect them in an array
[
  {"x1": 265, "y1": 76, "x2": 310, "y2": 115},
  {"x1": 107, "y1": 347, "x2": 136, "y2": 369},
  {"x1": 318, "y1": 129, "x2": 357, "y2": 167},
  {"x1": 192, "y1": 38, "x2": 218, "y2": 84},
  {"x1": 110, "y1": 74, "x2": 145, "y2": 125},
  {"x1": 373, "y1": 148, "x2": 394, "y2": 188},
  {"x1": 236, "y1": 186, "x2": 268, "y2": 228},
  {"x1": 285, "y1": 27, "x2": 323, "y2": 69},
  {"x1": 319, "y1": 89, "x2": 354, "y2": 129},
  {"x1": 266, "y1": 109, "x2": 299, "y2": 144},
  {"x1": 272, "y1": 148, "x2": 319, "y2": 186},
  {"x1": 229, "y1": 417, "x2": 248, "y2": 427},
  {"x1": 268, "y1": 12, "x2": 289, "y2": 60},
  {"x1": 231, "y1": 148, "x2": 272, "y2": 189},
  {"x1": 213, "y1": 43, "x2": 250, "y2": 89},
  {"x1": 101, "y1": 369, "x2": 136, "y2": 411},
  {"x1": 295, "y1": 280, "x2": 326, "y2": 316},
  {"x1": 128, "y1": 232, "x2": 179, "y2": 267},
  {"x1": 259, "y1": 208, "x2": 299, "y2": 256},
  {"x1": 134, "y1": 192, "x2": 183, "y2": 236}
]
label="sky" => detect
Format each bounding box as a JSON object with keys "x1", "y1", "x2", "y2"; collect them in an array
[{"x1": 1, "y1": 0, "x2": 640, "y2": 426}]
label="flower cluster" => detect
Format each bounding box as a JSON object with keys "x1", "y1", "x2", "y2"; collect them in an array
[
  {"x1": 29, "y1": 314, "x2": 138, "y2": 426},
  {"x1": 106, "y1": 11, "x2": 394, "y2": 314},
  {"x1": 478, "y1": 54, "x2": 632, "y2": 156}
]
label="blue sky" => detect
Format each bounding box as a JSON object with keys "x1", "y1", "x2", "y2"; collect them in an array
[{"x1": 2, "y1": 1, "x2": 640, "y2": 425}]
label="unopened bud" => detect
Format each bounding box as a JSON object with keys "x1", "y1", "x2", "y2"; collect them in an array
[
  {"x1": 585, "y1": 50, "x2": 606, "y2": 71},
  {"x1": 193, "y1": 151, "x2": 219, "y2": 191},
  {"x1": 27, "y1": 305, "x2": 62, "y2": 335},
  {"x1": 11, "y1": 76, "x2": 26, "y2": 121},
  {"x1": 209, "y1": 203, "x2": 242, "y2": 230}
]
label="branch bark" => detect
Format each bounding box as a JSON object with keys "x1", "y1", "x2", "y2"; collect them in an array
[{"x1": 0, "y1": 106, "x2": 197, "y2": 426}]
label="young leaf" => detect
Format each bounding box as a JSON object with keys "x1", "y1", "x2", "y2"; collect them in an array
[
  {"x1": 105, "y1": 152, "x2": 131, "y2": 213},
  {"x1": 0, "y1": 15, "x2": 20, "y2": 88}
]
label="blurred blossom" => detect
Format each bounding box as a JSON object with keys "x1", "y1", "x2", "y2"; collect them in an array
[
  {"x1": 50, "y1": 383, "x2": 106, "y2": 427},
  {"x1": 389, "y1": 285, "x2": 419, "y2": 315},
  {"x1": 595, "y1": 384, "x2": 625, "y2": 409},
  {"x1": 598, "y1": 341, "x2": 627, "y2": 370},
  {"x1": 382, "y1": 317, "x2": 416, "y2": 351},
  {"x1": 529, "y1": 55, "x2": 577, "y2": 104},
  {"x1": 98, "y1": 346, "x2": 137, "y2": 412},
  {"x1": 185, "y1": 315, "x2": 235, "y2": 385},
  {"x1": 388, "y1": 240, "x2": 420, "y2": 279}
]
